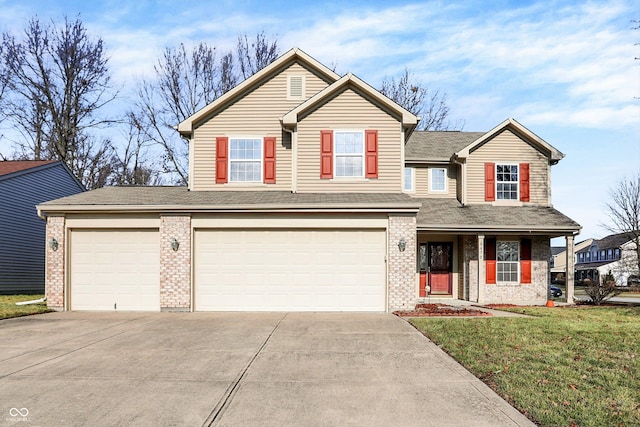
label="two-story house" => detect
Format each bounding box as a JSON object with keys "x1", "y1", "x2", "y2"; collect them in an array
[
  {"x1": 575, "y1": 232, "x2": 639, "y2": 286},
  {"x1": 38, "y1": 48, "x2": 581, "y2": 312}
]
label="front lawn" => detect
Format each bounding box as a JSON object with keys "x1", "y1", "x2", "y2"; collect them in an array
[
  {"x1": 0, "y1": 294, "x2": 51, "y2": 320},
  {"x1": 410, "y1": 306, "x2": 640, "y2": 427}
]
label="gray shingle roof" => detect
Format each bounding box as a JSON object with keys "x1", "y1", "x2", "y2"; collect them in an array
[
  {"x1": 416, "y1": 199, "x2": 581, "y2": 234},
  {"x1": 39, "y1": 186, "x2": 422, "y2": 211},
  {"x1": 406, "y1": 131, "x2": 484, "y2": 161}
]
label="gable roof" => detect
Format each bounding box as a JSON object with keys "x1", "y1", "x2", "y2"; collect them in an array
[
  {"x1": 0, "y1": 160, "x2": 56, "y2": 177},
  {"x1": 406, "y1": 131, "x2": 485, "y2": 162},
  {"x1": 576, "y1": 232, "x2": 636, "y2": 253},
  {"x1": 281, "y1": 72, "x2": 419, "y2": 131},
  {"x1": 178, "y1": 48, "x2": 341, "y2": 137},
  {"x1": 454, "y1": 118, "x2": 564, "y2": 163}
]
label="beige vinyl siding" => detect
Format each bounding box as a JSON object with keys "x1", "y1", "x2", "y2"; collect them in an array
[
  {"x1": 191, "y1": 61, "x2": 332, "y2": 191},
  {"x1": 412, "y1": 165, "x2": 457, "y2": 198},
  {"x1": 466, "y1": 129, "x2": 549, "y2": 205},
  {"x1": 296, "y1": 88, "x2": 402, "y2": 193}
]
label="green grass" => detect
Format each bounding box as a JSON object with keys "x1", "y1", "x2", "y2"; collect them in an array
[
  {"x1": 410, "y1": 307, "x2": 640, "y2": 427},
  {"x1": 0, "y1": 294, "x2": 51, "y2": 319}
]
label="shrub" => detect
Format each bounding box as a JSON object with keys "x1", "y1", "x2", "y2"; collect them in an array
[{"x1": 583, "y1": 271, "x2": 621, "y2": 305}]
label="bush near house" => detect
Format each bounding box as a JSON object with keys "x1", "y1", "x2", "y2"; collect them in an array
[{"x1": 584, "y1": 271, "x2": 621, "y2": 305}]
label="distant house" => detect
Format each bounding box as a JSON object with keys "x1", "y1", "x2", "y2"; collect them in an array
[
  {"x1": 0, "y1": 161, "x2": 85, "y2": 294},
  {"x1": 575, "y1": 232, "x2": 639, "y2": 286},
  {"x1": 550, "y1": 239, "x2": 593, "y2": 284}
]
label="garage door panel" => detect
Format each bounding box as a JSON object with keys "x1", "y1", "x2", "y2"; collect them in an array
[
  {"x1": 71, "y1": 230, "x2": 160, "y2": 311},
  {"x1": 195, "y1": 229, "x2": 386, "y2": 311}
]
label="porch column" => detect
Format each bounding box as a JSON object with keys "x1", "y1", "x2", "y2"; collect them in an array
[
  {"x1": 565, "y1": 234, "x2": 575, "y2": 303},
  {"x1": 477, "y1": 235, "x2": 485, "y2": 304}
]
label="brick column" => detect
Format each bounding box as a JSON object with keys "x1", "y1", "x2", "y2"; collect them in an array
[
  {"x1": 45, "y1": 215, "x2": 65, "y2": 311},
  {"x1": 387, "y1": 215, "x2": 417, "y2": 311},
  {"x1": 160, "y1": 215, "x2": 192, "y2": 311}
]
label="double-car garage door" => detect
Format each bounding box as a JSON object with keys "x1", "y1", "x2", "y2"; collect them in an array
[{"x1": 69, "y1": 228, "x2": 386, "y2": 312}]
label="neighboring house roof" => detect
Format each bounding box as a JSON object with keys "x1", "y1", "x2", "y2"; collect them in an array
[
  {"x1": 454, "y1": 118, "x2": 564, "y2": 163},
  {"x1": 575, "y1": 261, "x2": 616, "y2": 271},
  {"x1": 0, "y1": 160, "x2": 56, "y2": 178},
  {"x1": 416, "y1": 199, "x2": 580, "y2": 236},
  {"x1": 551, "y1": 246, "x2": 565, "y2": 256},
  {"x1": 38, "y1": 186, "x2": 422, "y2": 215},
  {"x1": 281, "y1": 72, "x2": 418, "y2": 131},
  {"x1": 405, "y1": 131, "x2": 484, "y2": 162},
  {"x1": 178, "y1": 48, "x2": 341, "y2": 137},
  {"x1": 576, "y1": 232, "x2": 635, "y2": 253}
]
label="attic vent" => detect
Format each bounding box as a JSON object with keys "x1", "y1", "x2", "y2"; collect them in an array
[{"x1": 288, "y1": 75, "x2": 304, "y2": 99}]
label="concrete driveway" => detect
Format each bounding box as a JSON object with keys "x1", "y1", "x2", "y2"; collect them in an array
[{"x1": 0, "y1": 312, "x2": 534, "y2": 426}]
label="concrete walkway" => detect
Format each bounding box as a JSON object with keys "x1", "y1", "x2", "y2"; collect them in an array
[{"x1": 0, "y1": 312, "x2": 534, "y2": 426}]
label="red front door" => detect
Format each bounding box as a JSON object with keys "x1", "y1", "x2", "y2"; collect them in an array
[{"x1": 428, "y1": 242, "x2": 453, "y2": 295}]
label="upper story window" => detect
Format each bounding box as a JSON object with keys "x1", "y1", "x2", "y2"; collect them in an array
[
  {"x1": 429, "y1": 168, "x2": 447, "y2": 192},
  {"x1": 600, "y1": 250, "x2": 606, "y2": 260},
  {"x1": 592, "y1": 249, "x2": 598, "y2": 260},
  {"x1": 496, "y1": 164, "x2": 518, "y2": 200},
  {"x1": 607, "y1": 249, "x2": 613, "y2": 259},
  {"x1": 497, "y1": 241, "x2": 519, "y2": 282},
  {"x1": 334, "y1": 131, "x2": 364, "y2": 177},
  {"x1": 230, "y1": 138, "x2": 262, "y2": 182},
  {"x1": 287, "y1": 75, "x2": 305, "y2": 100},
  {"x1": 615, "y1": 249, "x2": 620, "y2": 259},
  {"x1": 578, "y1": 253, "x2": 585, "y2": 263},
  {"x1": 586, "y1": 252, "x2": 591, "y2": 261},
  {"x1": 404, "y1": 167, "x2": 415, "y2": 192}
]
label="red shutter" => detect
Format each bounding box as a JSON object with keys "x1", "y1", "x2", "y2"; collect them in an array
[
  {"x1": 263, "y1": 137, "x2": 276, "y2": 184},
  {"x1": 520, "y1": 163, "x2": 530, "y2": 202},
  {"x1": 216, "y1": 137, "x2": 228, "y2": 184},
  {"x1": 486, "y1": 237, "x2": 496, "y2": 284},
  {"x1": 320, "y1": 130, "x2": 333, "y2": 179},
  {"x1": 521, "y1": 238, "x2": 532, "y2": 284},
  {"x1": 365, "y1": 130, "x2": 378, "y2": 178},
  {"x1": 485, "y1": 163, "x2": 495, "y2": 201}
]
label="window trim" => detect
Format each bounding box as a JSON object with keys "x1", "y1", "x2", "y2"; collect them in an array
[
  {"x1": 496, "y1": 240, "x2": 520, "y2": 284},
  {"x1": 333, "y1": 130, "x2": 365, "y2": 178},
  {"x1": 404, "y1": 167, "x2": 415, "y2": 192},
  {"x1": 495, "y1": 163, "x2": 520, "y2": 201},
  {"x1": 429, "y1": 167, "x2": 447, "y2": 193},
  {"x1": 228, "y1": 137, "x2": 263, "y2": 183}
]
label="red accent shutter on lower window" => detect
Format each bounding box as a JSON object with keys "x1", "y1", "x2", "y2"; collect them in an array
[
  {"x1": 365, "y1": 130, "x2": 378, "y2": 178},
  {"x1": 520, "y1": 163, "x2": 530, "y2": 202},
  {"x1": 486, "y1": 238, "x2": 496, "y2": 284},
  {"x1": 216, "y1": 137, "x2": 228, "y2": 184},
  {"x1": 485, "y1": 163, "x2": 495, "y2": 201},
  {"x1": 320, "y1": 130, "x2": 333, "y2": 179},
  {"x1": 263, "y1": 137, "x2": 276, "y2": 184},
  {"x1": 521, "y1": 238, "x2": 532, "y2": 284}
]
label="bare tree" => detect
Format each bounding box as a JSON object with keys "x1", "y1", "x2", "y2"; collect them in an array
[
  {"x1": 110, "y1": 112, "x2": 161, "y2": 186},
  {"x1": 1, "y1": 16, "x2": 117, "y2": 188},
  {"x1": 380, "y1": 68, "x2": 460, "y2": 131},
  {"x1": 132, "y1": 33, "x2": 278, "y2": 185},
  {"x1": 603, "y1": 173, "x2": 640, "y2": 283},
  {"x1": 237, "y1": 31, "x2": 279, "y2": 79}
]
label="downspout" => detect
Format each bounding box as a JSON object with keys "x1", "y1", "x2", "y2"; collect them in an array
[
  {"x1": 452, "y1": 155, "x2": 466, "y2": 206},
  {"x1": 282, "y1": 124, "x2": 297, "y2": 193}
]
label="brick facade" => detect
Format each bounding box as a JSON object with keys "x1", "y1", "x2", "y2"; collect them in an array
[
  {"x1": 45, "y1": 215, "x2": 65, "y2": 310},
  {"x1": 387, "y1": 215, "x2": 417, "y2": 311},
  {"x1": 159, "y1": 215, "x2": 192, "y2": 311}
]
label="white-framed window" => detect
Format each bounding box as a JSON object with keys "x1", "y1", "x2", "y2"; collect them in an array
[
  {"x1": 497, "y1": 241, "x2": 519, "y2": 282},
  {"x1": 287, "y1": 74, "x2": 305, "y2": 100},
  {"x1": 334, "y1": 131, "x2": 364, "y2": 177},
  {"x1": 600, "y1": 250, "x2": 606, "y2": 259},
  {"x1": 607, "y1": 249, "x2": 613, "y2": 259},
  {"x1": 586, "y1": 252, "x2": 591, "y2": 261},
  {"x1": 430, "y1": 167, "x2": 447, "y2": 192},
  {"x1": 404, "y1": 167, "x2": 415, "y2": 192},
  {"x1": 496, "y1": 164, "x2": 519, "y2": 200},
  {"x1": 578, "y1": 253, "x2": 584, "y2": 263},
  {"x1": 229, "y1": 138, "x2": 262, "y2": 182},
  {"x1": 615, "y1": 249, "x2": 620, "y2": 259}
]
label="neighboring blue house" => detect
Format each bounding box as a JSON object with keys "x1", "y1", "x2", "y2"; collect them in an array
[{"x1": 0, "y1": 160, "x2": 85, "y2": 294}]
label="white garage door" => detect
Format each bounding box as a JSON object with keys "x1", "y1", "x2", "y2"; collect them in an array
[
  {"x1": 70, "y1": 229, "x2": 160, "y2": 311},
  {"x1": 195, "y1": 229, "x2": 386, "y2": 311}
]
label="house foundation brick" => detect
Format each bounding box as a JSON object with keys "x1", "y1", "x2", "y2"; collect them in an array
[
  {"x1": 45, "y1": 215, "x2": 65, "y2": 311},
  {"x1": 387, "y1": 215, "x2": 417, "y2": 311},
  {"x1": 160, "y1": 215, "x2": 192, "y2": 310}
]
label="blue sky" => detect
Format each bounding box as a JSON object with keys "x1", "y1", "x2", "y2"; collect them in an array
[{"x1": 0, "y1": 0, "x2": 638, "y2": 243}]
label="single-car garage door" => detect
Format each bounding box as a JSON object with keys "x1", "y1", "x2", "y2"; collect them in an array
[
  {"x1": 70, "y1": 229, "x2": 160, "y2": 311},
  {"x1": 195, "y1": 229, "x2": 386, "y2": 311}
]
